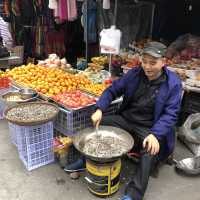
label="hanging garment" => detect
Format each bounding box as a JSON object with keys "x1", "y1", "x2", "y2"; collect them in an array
[
  {"x1": 48, "y1": 0, "x2": 57, "y2": 10},
  {"x1": 58, "y1": 0, "x2": 68, "y2": 20},
  {"x1": 97, "y1": 0, "x2": 155, "y2": 48},
  {"x1": 20, "y1": 0, "x2": 37, "y2": 26},
  {"x1": 49, "y1": 0, "x2": 59, "y2": 17},
  {"x1": 82, "y1": 0, "x2": 97, "y2": 43},
  {"x1": 67, "y1": 0, "x2": 77, "y2": 21},
  {"x1": 11, "y1": 0, "x2": 20, "y2": 17},
  {"x1": 103, "y1": 0, "x2": 110, "y2": 9},
  {"x1": 2, "y1": 0, "x2": 10, "y2": 22},
  {"x1": 0, "y1": 16, "x2": 13, "y2": 48}
]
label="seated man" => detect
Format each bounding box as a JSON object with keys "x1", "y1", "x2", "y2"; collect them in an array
[
  {"x1": 91, "y1": 43, "x2": 182, "y2": 200},
  {"x1": 65, "y1": 42, "x2": 182, "y2": 200}
]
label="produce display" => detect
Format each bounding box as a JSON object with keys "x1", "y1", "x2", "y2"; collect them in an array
[
  {"x1": 85, "y1": 63, "x2": 104, "y2": 73},
  {"x1": 5, "y1": 56, "x2": 112, "y2": 109},
  {"x1": 166, "y1": 34, "x2": 200, "y2": 61},
  {"x1": 167, "y1": 67, "x2": 187, "y2": 81},
  {"x1": 76, "y1": 57, "x2": 108, "y2": 83},
  {"x1": 38, "y1": 53, "x2": 72, "y2": 70},
  {"x1": 79, "y1": 83, "x2": 110, "y2": 96},
  {"x1": 7, "y1": 64, "x2": 91, "y2": 97},
  {"x1": 184, "y1": 70, "x2": 200, "y2": 88},
  {"x1": 111, "y1": 55, "x2": 125, "y2": 68},
  {"x1": 0, "y1": 70, "x2": 10, "y2": 88},
  {"x1": 186, "y1": 79, "x2": 200, "y2": 88},
  {"x1": 52, "y1": 90, "x2": 96, "y2": 109},
  {"x1": 53, "y1": 136, "x2": 73, "y2": 168},
  {"x1": 167, "y1": 59, "x2": 200, "y2": 70},
  {"x1": 0, "y1": 77, "x2": 10, "y2": 88},
  {"x1": 0, "y1": 70, "x2": 7, "y2": 77},
  {"x1": 78, "y1": 69, "x2": 110, "y2": 84},
  {"x1": 91, "y1": 56, "x2": 108, "y2": 66},
  {"x1": 53, "y1": 136, "x2": 72, "y2": 153},
  {"x1": 130, "y1": 38, "x2": 152, "y2": 49}
]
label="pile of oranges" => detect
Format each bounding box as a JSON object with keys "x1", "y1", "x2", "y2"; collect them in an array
[
  {"x1": 7, "y1": 64, "x2": 91, "y2": 96},
  {"x1": 79, "y1": 83, "x2": 110, "y2": 96}
]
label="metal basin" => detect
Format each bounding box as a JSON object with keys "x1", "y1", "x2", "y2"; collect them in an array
[
  {"x1": 19, "y1": 88, "x2": 37, "y2": 99},
  {"x1": 73, "y1": 126, "x2": 134, "y2": 162}
]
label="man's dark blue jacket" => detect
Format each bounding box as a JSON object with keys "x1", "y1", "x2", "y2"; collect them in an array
[{"x1": 96, "y1": 67, "x2": 182, "y2": 159}]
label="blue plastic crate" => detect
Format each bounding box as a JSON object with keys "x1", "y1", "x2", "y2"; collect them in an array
[
  {"x1": 10, "y1": 121, "x2": 54, "y2": 171},
  {"x1": 8, "y1": 122, "x2": 18, "y2": 146},
  {"x1": 54, "y1": 106, "x2": 95, "y2": 136},
  {"x1": 54, "y1": 98, "x2": 122, "y2": 136}
]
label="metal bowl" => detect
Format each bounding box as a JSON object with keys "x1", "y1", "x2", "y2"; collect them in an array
[
  {"x1": 19, "y1": 88, "x2": 37, "y2": 99},
  {"x1": 73, "y1": 126, "x2": 134, "y2": 162}
]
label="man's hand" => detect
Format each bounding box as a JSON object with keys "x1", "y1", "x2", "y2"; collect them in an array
[
  {"x1": 143, "y1": 134, "x2": 160, "y2": 155},
  {"x1": 91, "y1": 109, "x2": 103, "y2": 127}
]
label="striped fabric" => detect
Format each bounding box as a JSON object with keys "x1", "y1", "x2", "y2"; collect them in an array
[{"x1": 0, "y1": 16, "x2": 13, "y2": 48}]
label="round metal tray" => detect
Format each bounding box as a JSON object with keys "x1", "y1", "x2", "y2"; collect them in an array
[
  {"x1": 73, "y1": 126, "x2": 134, "y2": 162},
  {"x1": 4, "y1": 102, "x2": 59, "y2": 126},
  {"x1": 1, "y1": 91, "x2": 38, "y2": 103}
]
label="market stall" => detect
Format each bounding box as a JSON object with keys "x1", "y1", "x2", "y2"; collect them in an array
[
  {"x1": 0, "y1": 0, "x2": 200, "y2": 199},
  {"x1": 0, "y1": 54, "x2": 124, "y2": 172}
]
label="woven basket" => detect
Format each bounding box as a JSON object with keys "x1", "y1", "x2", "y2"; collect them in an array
[{"x1": 4, "y1": 102, "x2": 59, "y2": 126}]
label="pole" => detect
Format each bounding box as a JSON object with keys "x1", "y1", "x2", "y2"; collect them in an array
[
  {"x1": 109, "y1": 53, "x2": 112, "y2": 75},
  {"x1": 85, "y1": 0, "x2": 88, "y2": 63}
]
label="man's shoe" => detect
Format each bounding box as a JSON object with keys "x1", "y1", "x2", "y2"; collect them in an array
[
  {"x1": 120, "y1": 195, "x2": 132, "y2": 200},
  {"x1": 64, "y1": 158, "x2": 86, "y2": 173}
]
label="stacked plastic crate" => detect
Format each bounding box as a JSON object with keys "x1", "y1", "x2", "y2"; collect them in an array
[
  {"x1": 8, "y1": 122, "x2": 18, "y2": 146},
  {"x1": 8, "y1": 121, "x2": 55, "y2": 171},
  {"x1": 54, "y1": 98, "x2": 122, "y2": 136}
]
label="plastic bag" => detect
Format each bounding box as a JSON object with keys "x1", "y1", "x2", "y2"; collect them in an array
[
  {"x1": 175, "y1": 156, "x2": 200, "y2": 175},
  {"x1": 180, "y1": 113, "x2": 200, "y2": 144},
  {"x1": 100, "y1": 26, "x2": 121, "y2": 54}
]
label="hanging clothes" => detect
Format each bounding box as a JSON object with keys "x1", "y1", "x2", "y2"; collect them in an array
[
  {"x1": 97, "y1": 0, "x2": 155, "y2": 48},
  {"x1": 58, "y1": 0, "x2": 68, "y2": 20},
  {"x1": 67, "y1": 0, "x2": 77, "y2": 21},
  {"x1": 49, "y1": 0, "x2": 59, "y2": 17},
  {"x1": 0, "y1": 16, "x2": 13, "y2": 48},
  {"x1": 48, "y1": 0, "x2": 58, "y2": 10},
  {"x1": 82, "y1": 0, "x2": 97, "y2": 43},
  {"x1": 2, "y1": 0, "x2": 10, "y2": 22}
]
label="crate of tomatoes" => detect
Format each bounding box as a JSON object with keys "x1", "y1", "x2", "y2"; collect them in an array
[
  {"x1": 53, "y1": 90, "x2": 122, "y2": 136},
  {"x1": 52, "y1": 90, "x2": 97, "y2": 135},
  {"x1": 51, "y1": 90, "x2": 97, "y2": 110}
]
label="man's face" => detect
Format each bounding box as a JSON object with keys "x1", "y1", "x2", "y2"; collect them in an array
[{"x1": 141, "y1": 54, "x2": 165, "y2": 80}]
